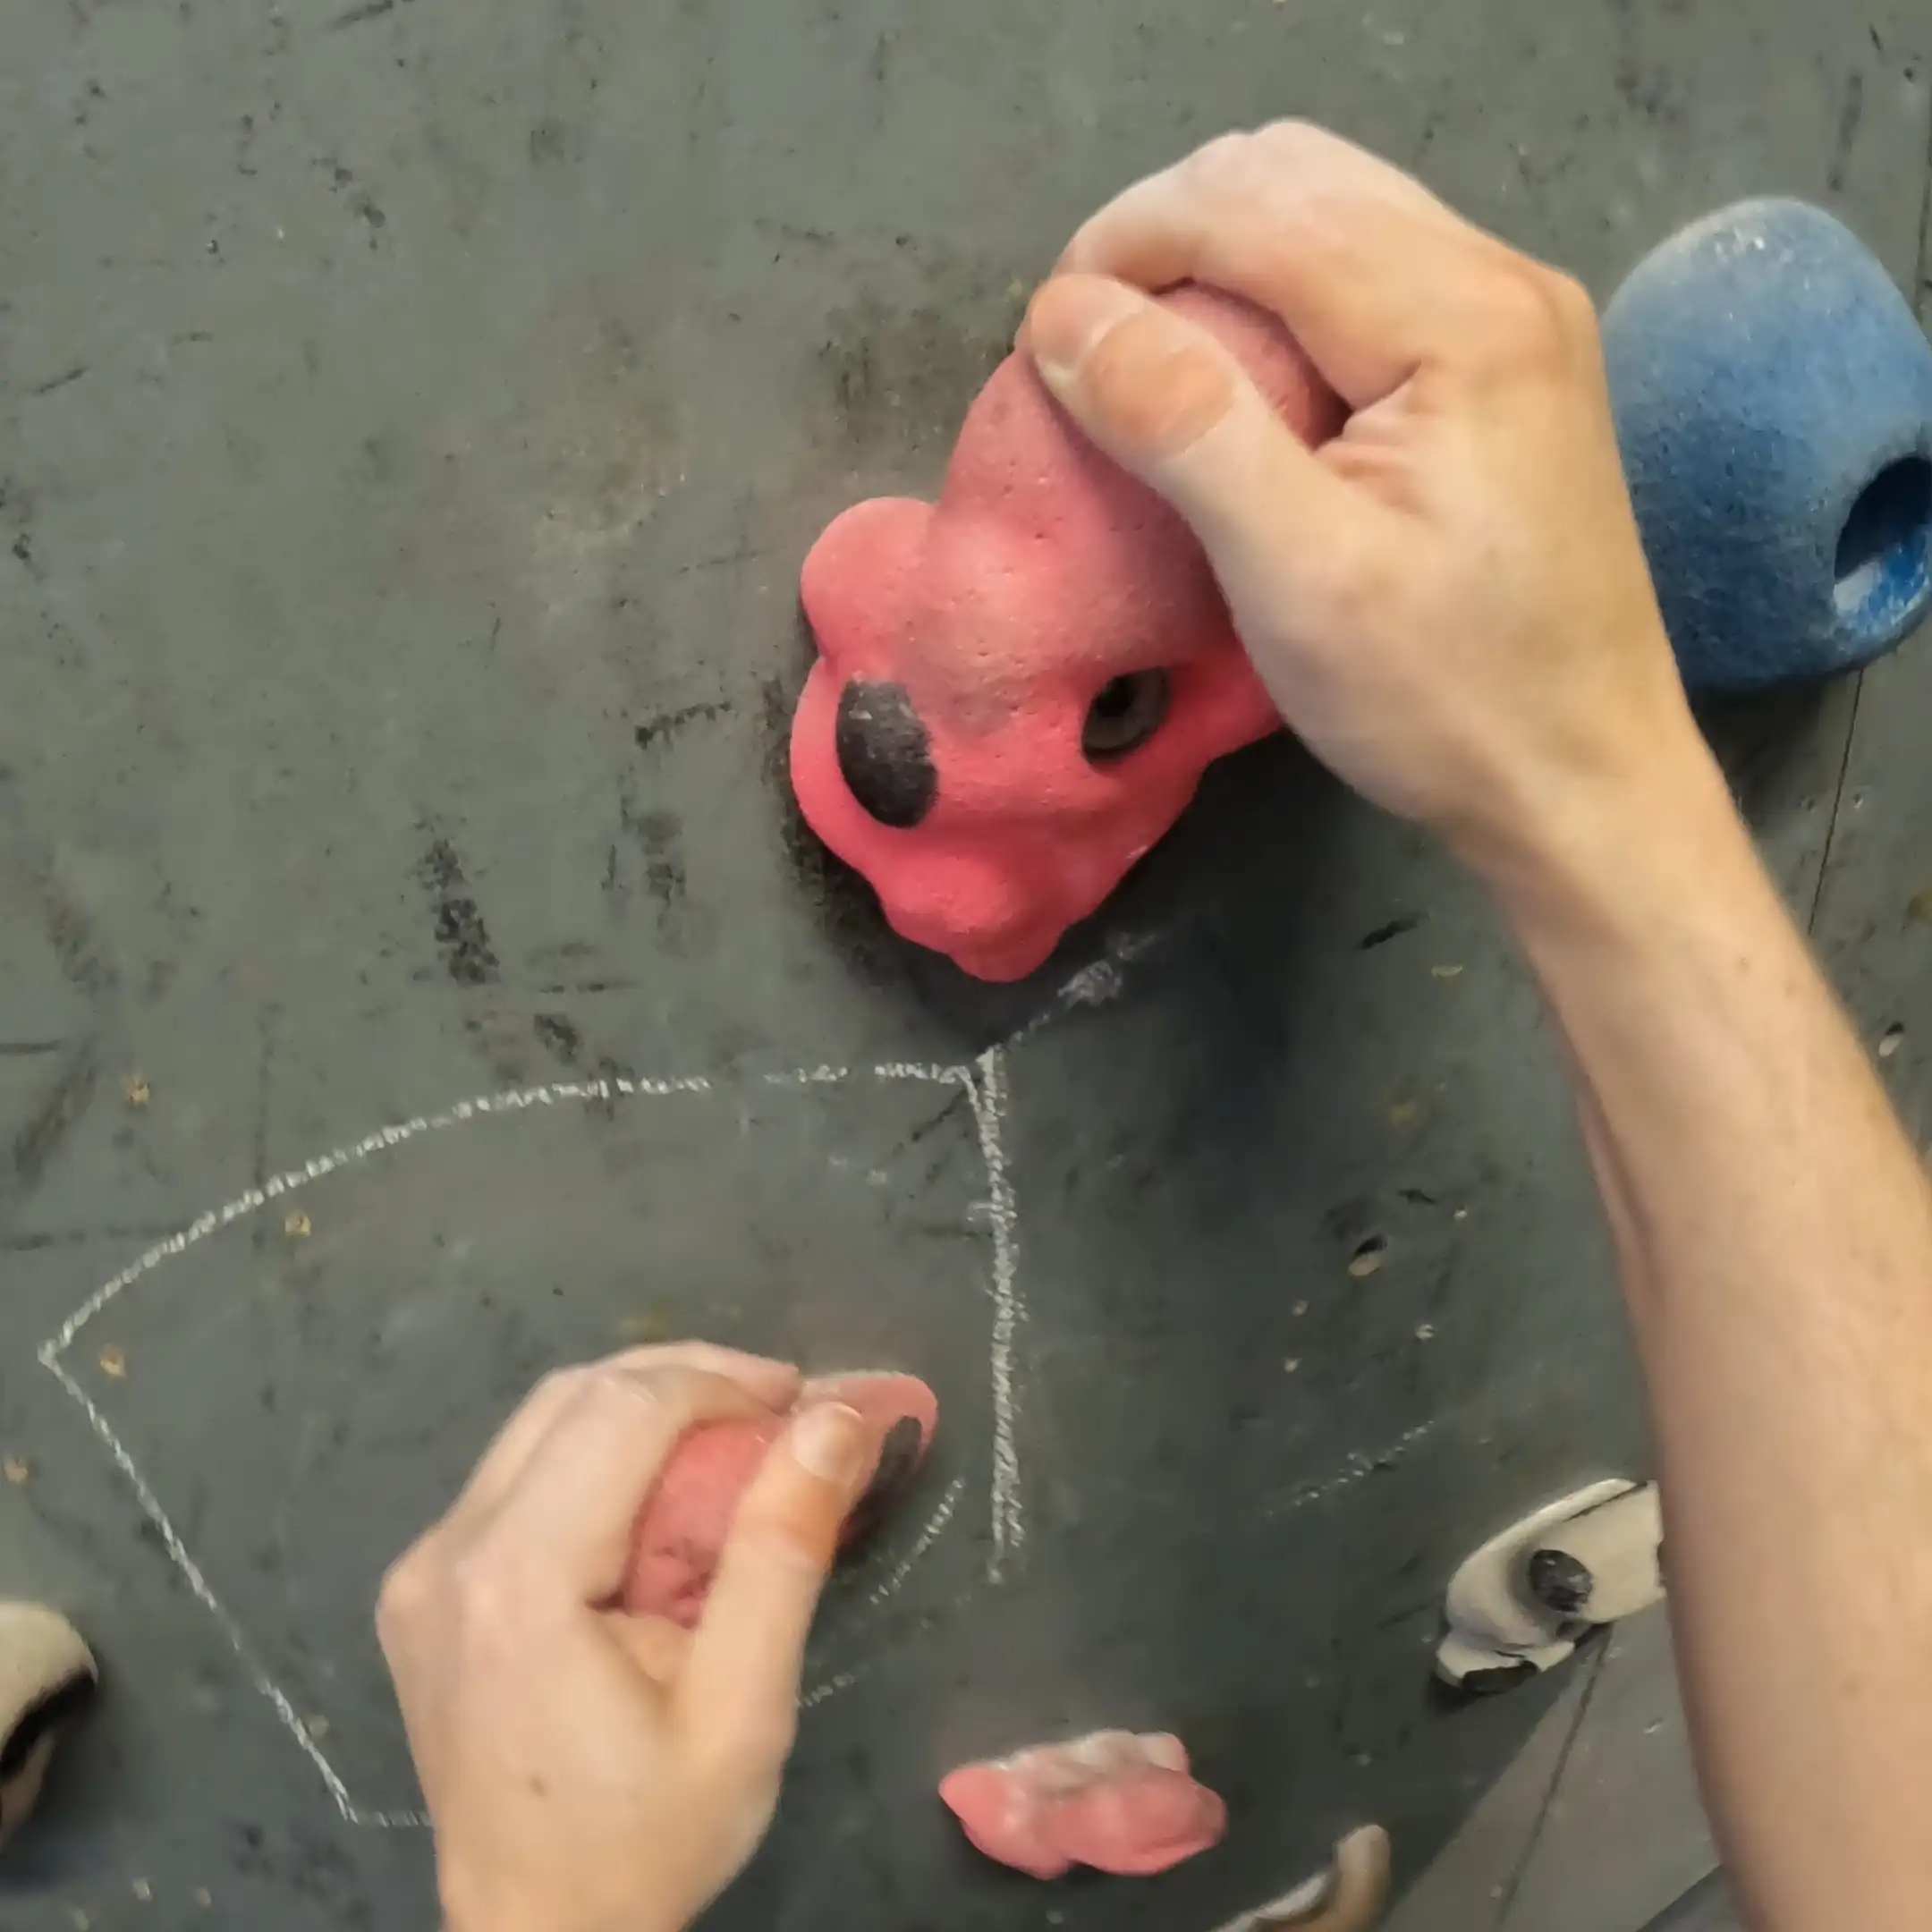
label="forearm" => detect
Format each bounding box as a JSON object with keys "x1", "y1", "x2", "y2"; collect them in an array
[{"x1": 1483, "y1": 721, "x2": 1932, "y2": 1932}]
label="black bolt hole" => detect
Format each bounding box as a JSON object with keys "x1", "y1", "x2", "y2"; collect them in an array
[
  {"x1": 1082, "y1": 668, "x2": 1170, "y2": 763},
  {"x1": 1835, "y1": 455, "x2": 1932, "y2": 638}
]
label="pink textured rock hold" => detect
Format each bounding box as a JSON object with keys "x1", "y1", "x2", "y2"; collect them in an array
[
  {"x1": 792, "y1": 284, "x2": 1343, "y2": 982},
  {"x1": 939, "y1": 1730, "x2": 1228, "y2": 1879},
  {"x1": 621, "y1": 1373, "x2": 937, "y2": 1627}
]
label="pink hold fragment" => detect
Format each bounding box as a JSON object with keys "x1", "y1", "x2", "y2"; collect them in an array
[
  {"x1": 939, "y1": 1730, "x2": 1228, "y2": 1880},
  {"x1": 791, "y1": 283, "x2": 1344, "y2": 983},
  {"x1": 621, "y1": 1372, "x2": 937, "y2": 1627}
]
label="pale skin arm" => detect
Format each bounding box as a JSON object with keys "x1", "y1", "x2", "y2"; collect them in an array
[{"x1": 1024, "y1": 123, "x2": 1932, "y2": 1932}]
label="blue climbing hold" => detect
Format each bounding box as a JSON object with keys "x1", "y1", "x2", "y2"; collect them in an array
[{"x1": 1603, "y1": 199, "x2": 1932, "y2": 693}]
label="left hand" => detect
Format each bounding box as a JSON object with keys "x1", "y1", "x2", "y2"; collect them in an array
[{"x1": 377, "y1": 1343, "x2": 874, "y2": 1932}]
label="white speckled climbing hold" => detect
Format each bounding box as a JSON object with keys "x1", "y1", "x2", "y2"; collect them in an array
[{"x1": 1436, "y1": 1481, "x2": 1663, "y2": 1691}]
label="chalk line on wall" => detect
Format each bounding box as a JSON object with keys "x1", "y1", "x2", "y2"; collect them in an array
[{"x1": 36, "y1": 1054, "x2": 1021, "y2": 1829}]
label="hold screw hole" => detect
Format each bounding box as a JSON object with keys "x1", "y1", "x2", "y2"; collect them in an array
[
  {"x1": 1835, "y1": 455, "x2": 1932, "y2": 636},
  {"x1": 1082, "y1": 669, "x2": 1169, "y2": 762},
  {"x1": 1347, "y1": 1233, "x2": 1388, "y2": 1279}
]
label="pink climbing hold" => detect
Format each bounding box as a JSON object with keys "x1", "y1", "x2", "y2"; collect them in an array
[
  {"x1": 621, "y1": 1372, "x2": 937, "y2": 1627},
  {"x1": 791, "y1": 284, "x2": 1343, "y2": 982},
  {"x1": 939, "y1": 1730, "x2": 1228, "y2": 1879}
]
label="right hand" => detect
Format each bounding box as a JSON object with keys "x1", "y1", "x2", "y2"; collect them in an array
[{"x1": 1024, "y1": 123, "x2": 1706, "y2": 880}]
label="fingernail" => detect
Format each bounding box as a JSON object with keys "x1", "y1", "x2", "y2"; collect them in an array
[
  {"x1": 1026, "y1": 275, "x2": 1137, "y2": 389},
  {"x1": 787, "y1": 1402, "x2": 869, "y2": 1487}
]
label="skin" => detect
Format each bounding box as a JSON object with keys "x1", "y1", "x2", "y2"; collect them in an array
[{"x1": 381, "y1": 124, "x2": 1932, "y2": 1932}]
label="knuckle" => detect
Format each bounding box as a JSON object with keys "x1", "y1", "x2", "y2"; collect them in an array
[
  {"x1": 376, "y1": 1551, "x2": 431, "y2": 1640},
  {"x1": 529, "y1": 1365, "x2": 588, "y2": 1410},
  {"x1": 570, "y1": 1363, "x2": 682, "y2": 1433},
  {"x1": 1188, "y1": 130, "x2": 1270, "y2": 203},
  {"x1": 1474, "y1": 266, "x2": 1575, "y2": 364},
  {"x1": 1315, "y1": 538, "x2": 1402, "y2": 630},
  {"x1": 1545, "y1": 268, "x2": 1598, "y2": 332},
  {"x1": 444, "y1": 1548, "x2": 532, "y2": 1656},
  {"x1": 1253, "y1": 117, "x2": 1322, "y2": 161}
]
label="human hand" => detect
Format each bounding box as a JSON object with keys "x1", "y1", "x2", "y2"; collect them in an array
[
  {"x1": 1025, "y1": 123, "x2": 1710, "y2": 883},
  {"x1": 377, "y1": 1343, "x2": 874, "y2": 1932}
]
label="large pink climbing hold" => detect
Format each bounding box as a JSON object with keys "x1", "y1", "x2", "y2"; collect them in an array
[
  {"x1": 792, "y1": 284, "x2": 1343, "y2": 982},
  {"x1": 939, "y1": 1730, "x2": 1228, "y2": 1879},
  {"x1": 621, "y1": 1373, "x2": 937, "y2": 1627}
]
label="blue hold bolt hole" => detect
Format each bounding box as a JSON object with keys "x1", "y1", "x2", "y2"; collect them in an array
[{"x1": 1834, "y1": 454, "x2": 1932, "y2": 641}]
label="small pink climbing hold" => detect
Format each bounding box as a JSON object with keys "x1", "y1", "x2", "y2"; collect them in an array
[
  {"x1": 939, "y1": 1730, "x2": 1228, "y2": 1879},
  {"x1": 621, "y1": 1373, "x2": 937, "y2": 1627},
  {"x1": 791, "y1": 284, "x2": 1343, "y2": 982}
]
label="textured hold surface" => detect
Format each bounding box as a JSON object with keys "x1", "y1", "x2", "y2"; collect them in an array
[
  {"x1": 1604, "y1": 198, "x2": 1932, "y2": 692},
  {"x1": 1215, "y1": 1824, "x2": 1392, "y2": 1932},
  {"x1": 792, "y1": 285, "x2": 1340, "y2": 981},
  {"x1": 0, "y1": 1604, "x2": 97, "y2": 1856},
  {"x1": 939, "y1": 1730, "x2": 1228, "y2": 1879},
  {"x1": 622, "y1": 1376, "x2": 938, "y2": 1626}
]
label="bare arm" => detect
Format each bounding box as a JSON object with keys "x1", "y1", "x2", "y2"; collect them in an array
[
  {"x1": 1494, "y1": 745, "x2": 1932, "y2": 1932},
  {"x1": 1026, "y1": 123, "x2": 1932, "y2": 1931}
]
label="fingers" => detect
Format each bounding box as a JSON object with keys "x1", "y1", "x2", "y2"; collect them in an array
[
  {"x1": 1026, "y1": 273, "x2": 1360, "y2": 612},
  {"x1": 1056, "y1": 121, "x2": 1533, "y2": 408},
  {"x1": 676, "y1": 1402, "x2": 872, "y2": 1761},
  {"x1": 483, "y1": 1365, "x2": 779, "y2": 1600},
  {"x1": 453, "y1": 1344, "x2": 801, "y2": 1528}
]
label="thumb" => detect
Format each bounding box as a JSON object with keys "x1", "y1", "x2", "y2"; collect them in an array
[
  {"x1": 1024, "y1": 273, "x2": 1359, "y2": 627},
  {"x1": 675, "y1": 1401, "x2": 871, "y2": 1766}
]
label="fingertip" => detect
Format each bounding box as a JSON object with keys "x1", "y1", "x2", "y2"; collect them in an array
[{"x1": 1025, "y1": 274, "x2": 1143, "y2": 392}]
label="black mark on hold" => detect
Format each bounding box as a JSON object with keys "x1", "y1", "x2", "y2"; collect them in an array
[
  {"x1": 1527, "y1": 1547, "x2": 1594, "y2": 1615},
  {"x1": 1828, "y1": 72, "x2": 1865, "y2": 191},
  {"x1": 760, "y1": 667, "x2": 900, "y2": 979},
  {"x1": 418, "y1": 836, "x2": 499, "y2": 985},
  {"x1": 1358, "y1": 912, "x2": 1422, "y2": 950},
  {"x1": 841, "y1": 1417, "x2": 924, "y2": 1553},
  {"x1": 632, "y1": 700, "x2": 731, "y2": 753},
  {"x1": 30, "y1": 367, "x2": 89, "y2": 398},
  {"x1": 836, "y1": 681, "x2": 936, "y2": 828}
]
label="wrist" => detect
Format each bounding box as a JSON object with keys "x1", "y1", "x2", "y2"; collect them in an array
[{"x1": 1453, "y1": 703, "x2": 1753, "y2": 961}]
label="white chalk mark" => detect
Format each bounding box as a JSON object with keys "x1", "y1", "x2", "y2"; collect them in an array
[
  {"x1": 38, "y1": 1346, "x2": 359, "y2": 1822},
  {"x1": 873, "y1": 1061, "x2": 971, "y2": 1085},
  {"x1": 37, "y1": 1058, "x2": 1009, "y2": 1827},
  {"x1": 869, "y1": 1477, "x2": 965, "y2": 1606},
  {"x1": 800, "y1": 1669, "x2": 865, "y2": 1711},
  {"x1": 1002, "y1": 924, "x2": 1179, "y2": 1051},
  {"x1": 1260, "y1": 1421, "x2": 1438, "y2": 1521},
  {"x1": 967, "y1": 1046, "x2": 1024, "y2": 1573}
]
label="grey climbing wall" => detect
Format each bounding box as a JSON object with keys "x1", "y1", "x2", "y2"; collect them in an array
[{"x1": 0, "y1": 2, "x2": 1928, "y2": 1928}]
